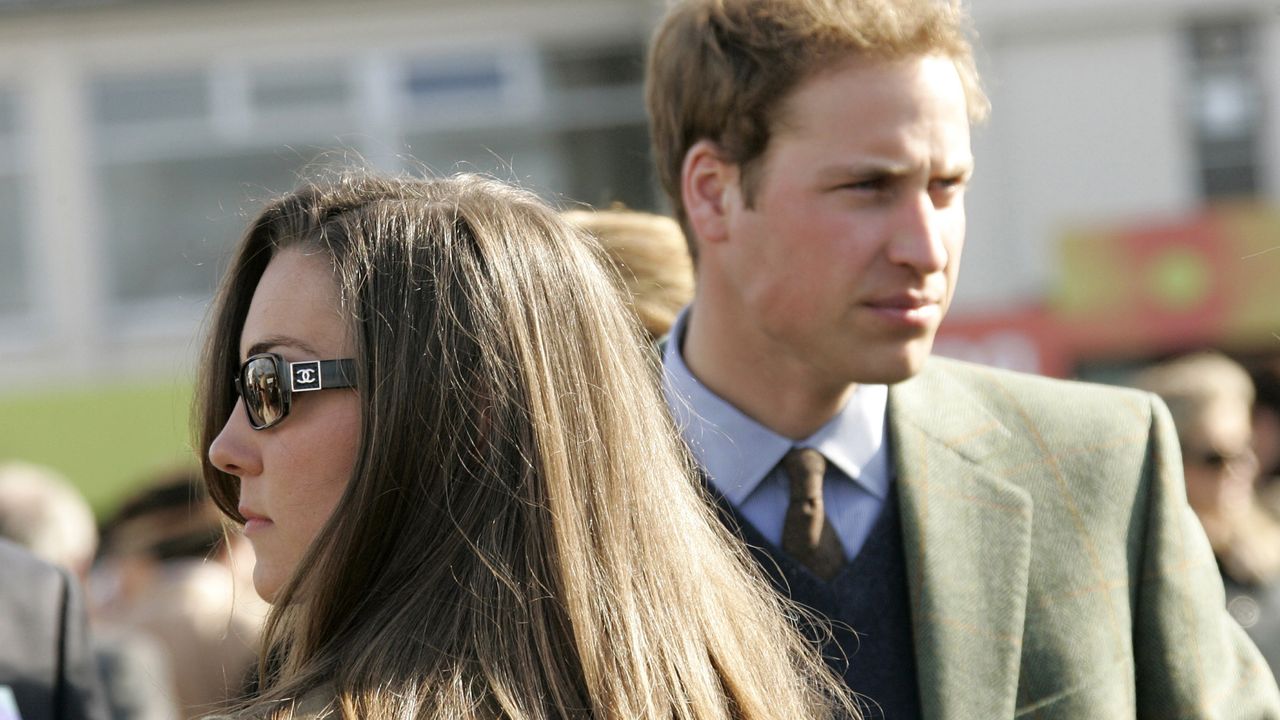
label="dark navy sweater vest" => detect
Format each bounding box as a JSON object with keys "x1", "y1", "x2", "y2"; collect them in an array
[{"x1": 711, "y1": 483, "x2": 921, "y2": 720}]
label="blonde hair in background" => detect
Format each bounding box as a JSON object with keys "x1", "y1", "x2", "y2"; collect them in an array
[
  {"x1": 196, "y1": 171, "x2": 857, "y2": 720},
  {"x1": 647, "y1": 0, "x2": 988, "y2": 257},
  {"x1": 0, "y1": 461, "x2": 98, "y2": 576},
  {"x1": 1130, "y1": 351, "x2": 1280, "y2": 584},
  {"x1": 562, "y1": 207, "x2": 693, "y2": 340},
  {"x1": 1129, "y1": 351, "x2": 1255, "y2": 448}
]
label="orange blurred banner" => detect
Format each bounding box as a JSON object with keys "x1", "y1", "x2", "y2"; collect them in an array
[{"x1": 938, "y1": 203, "x2": 1280, "y2": 376}]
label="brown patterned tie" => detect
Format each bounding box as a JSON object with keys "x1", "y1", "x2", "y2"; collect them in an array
[{"x1": 781, "y1": 447, "x2": 846, "y2": 581}]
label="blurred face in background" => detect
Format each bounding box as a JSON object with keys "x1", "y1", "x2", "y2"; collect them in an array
[
  {"x1": 1183, "y1": 395, "x2": 1259, "y2": 520},
  {"x1": 207, "y1": 247, "x2": 361, "y2": 602}
]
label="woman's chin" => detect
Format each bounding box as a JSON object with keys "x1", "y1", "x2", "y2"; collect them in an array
[{"x1": 253, "y1": 566, "x2": 281, "y2": 604}]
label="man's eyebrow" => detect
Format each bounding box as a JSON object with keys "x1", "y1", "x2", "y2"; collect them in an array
[
  {"x1": 943, "y1": 156, "x2": 977, "y2": 177},
  {"x1": 816, "y1": 157, "x2": 975, "y2": 183},
  {"x1": 243, "y1": 335, "x2": 320, "y2": 360},
  {"x1": 815, "y1": 161, "x2": 911, "y2": 181}
]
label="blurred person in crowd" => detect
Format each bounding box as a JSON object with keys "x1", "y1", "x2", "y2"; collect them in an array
[
  {"x1": 0, "y1": 462, "x2": 97, "y2": 578},
  {"x1": 93, "y1": 469, "x2": 263, "y2": 720},
  {"x1": 1248, "y1": 359, "x2": 1280, "y2": 515},
  {"x1": 0, "y1": 462, "x2": 175, "y2": 720},
  {"x1": 197, "y1": 171, "x2": 858, "y2": 720},
  {"x1": 562, "y1": 206, "x2": 694, "y2": 341},
  {"x1": 646, "y1": 0, "x2": 1280, "y2": 716},
  {"x1": 0, "y1": 537, "x2": 109, "y2": 720},
  {"x1": 1132, "y1": 352, "x2": 1280, "y2": 674}
]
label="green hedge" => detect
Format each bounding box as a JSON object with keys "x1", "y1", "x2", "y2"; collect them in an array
[{"x1": 0, "y1": 379, "x2": 196, "y2": 518}]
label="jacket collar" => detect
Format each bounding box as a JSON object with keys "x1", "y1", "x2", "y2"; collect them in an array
[{"x1": 889, "y1": 362, "x2": 1033, "y2": 720}]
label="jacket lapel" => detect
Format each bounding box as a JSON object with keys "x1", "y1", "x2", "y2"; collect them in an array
[{"x1": 889, "y1": 367, "x2": 1033, "y2": 720}]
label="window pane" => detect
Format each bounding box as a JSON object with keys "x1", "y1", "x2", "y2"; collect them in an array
[
  {"x1": 1201, "y1": 164, "x2": 1258, "y2": 197},
  {"x1": 1187, "y1": 19, "x2": 1263, "y2": 200},
  {"x1": 0, "y1": 176, "x2": 28, "y2": 315},
  {"x1": 558, "y1": 123, "x2": 655, "y2": 210},
  {"x1": 99, "y1": 152, "x2": 306, "y2": 303},
  {"x1": 544, "y1": 42, "x2": 644, "y2": 90},
  {"x1": 0, "y1": 91, "x2": 17, "y2": 136},
  {"x1": 402, "y1": 128, "x2": 564, "y2": 197},
  {"x1": 404, "y1": 56, "x2": 504, "y2": 101},
  {"x1": 91, "y1": 71, "x2": 208, "y2": 127},
  {"x1": 1191, "y1": 22, "x2": 1249, "y2": 64},
  {"x1": 403, "y1": 123, "x2": 654, "y2": 211},
  {"x1": 0, "y1": 85, "x2": 24, "y2": 315},
  {"x1": 252, "y1": 63, "x2": 349, "y2": 113}
]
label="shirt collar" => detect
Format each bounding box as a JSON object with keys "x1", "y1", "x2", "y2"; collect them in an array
[{"x1": 661, "y1": 308, "x2": 890, "y2": 505}]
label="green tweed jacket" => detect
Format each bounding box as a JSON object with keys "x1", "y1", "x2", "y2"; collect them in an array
[{"x1": 890, "y1": 357, "x2": 1280, "y2": 719}]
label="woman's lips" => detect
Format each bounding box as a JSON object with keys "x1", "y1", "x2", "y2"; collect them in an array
[
  {"x1": 239, "y1": 507, "x2": 273, "y2": 534},
  {"x1": 243, "y1": 518, "x2": 272, "y2": 534}
]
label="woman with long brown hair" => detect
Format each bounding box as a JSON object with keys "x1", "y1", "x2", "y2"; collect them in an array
[{"x1": 197, "y1": 171, "x2": 856, "y2": 719}]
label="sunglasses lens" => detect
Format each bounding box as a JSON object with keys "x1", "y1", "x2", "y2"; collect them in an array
[{"x1": 242, "y1": 356, "x2": 285, "y2": 428}]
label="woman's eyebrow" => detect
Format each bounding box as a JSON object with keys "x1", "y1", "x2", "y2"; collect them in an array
[{"x1": 242, "y1": 335, "x2": 321, "y2": 360}]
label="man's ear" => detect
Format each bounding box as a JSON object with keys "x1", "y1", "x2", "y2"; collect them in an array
[{"x1": 681, "y1": 139, "x2": 738, "y2": 247}]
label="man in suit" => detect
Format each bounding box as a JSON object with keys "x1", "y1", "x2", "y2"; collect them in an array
[
  {"x1": 645, "y1": 0, "x2": 1280, "y2": 717},
  {"x1": 0, "y1": 539, "x2": 109, "y2": 720}
]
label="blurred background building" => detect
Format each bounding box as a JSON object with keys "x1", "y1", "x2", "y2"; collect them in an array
[
  {"x1": 1, "y1": 0, "x2": 1279, "y2": 511},
  {"x1": 946, "y1": 0, "x2": 1280, "y2": 380}
]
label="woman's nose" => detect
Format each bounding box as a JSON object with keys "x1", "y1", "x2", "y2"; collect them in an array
[{"x1": 208, "y1": 399, "x2": 263, "y2": 478}]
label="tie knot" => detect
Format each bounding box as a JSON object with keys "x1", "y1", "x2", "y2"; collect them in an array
[
  {"x1": 782, "y1": 447, "x2": 826, "y2": 498},
  {"x1": 780, "y1": 447, "x2": 844, "y2": 580}
]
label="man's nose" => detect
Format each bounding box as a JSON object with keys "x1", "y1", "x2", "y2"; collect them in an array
[{"x1": 885, "y1": 190, "x2": 949, "y2": 274}]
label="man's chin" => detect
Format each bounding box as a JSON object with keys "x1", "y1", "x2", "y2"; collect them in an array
[{"x1": 849, "y1": 341, "x2": 934, "y2": 386}]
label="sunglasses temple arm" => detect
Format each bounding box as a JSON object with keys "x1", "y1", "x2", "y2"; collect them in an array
[{"x1": 320, "y1": 359, "x2": 358, "y2": 389}]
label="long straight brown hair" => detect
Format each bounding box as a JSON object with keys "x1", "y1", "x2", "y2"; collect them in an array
[{"x1": 197, "y1": 172, "x2": 857, "y2": 719}]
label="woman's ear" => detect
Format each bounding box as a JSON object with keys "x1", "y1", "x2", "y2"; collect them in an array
[{"x1": 680, "y1": 139, "x2": 740, "y2": 250}]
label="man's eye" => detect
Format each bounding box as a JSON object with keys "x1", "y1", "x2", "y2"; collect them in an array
[{"x1": 839, "y1": 178, "x2": 889, "y2": 193}]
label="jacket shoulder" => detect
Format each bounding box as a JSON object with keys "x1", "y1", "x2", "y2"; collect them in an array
[{"x1": 910, "y1": 356, "x2": 1160, "y2": 438}]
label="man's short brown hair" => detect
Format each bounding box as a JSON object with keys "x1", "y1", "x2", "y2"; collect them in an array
[{"x1": 646, "y1": 0, "x2": 989, "y2": 258}]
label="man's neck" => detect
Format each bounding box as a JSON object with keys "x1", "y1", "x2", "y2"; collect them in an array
[{"x1": 682, "y1": 300, "x2": 856, "y2": 441}]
